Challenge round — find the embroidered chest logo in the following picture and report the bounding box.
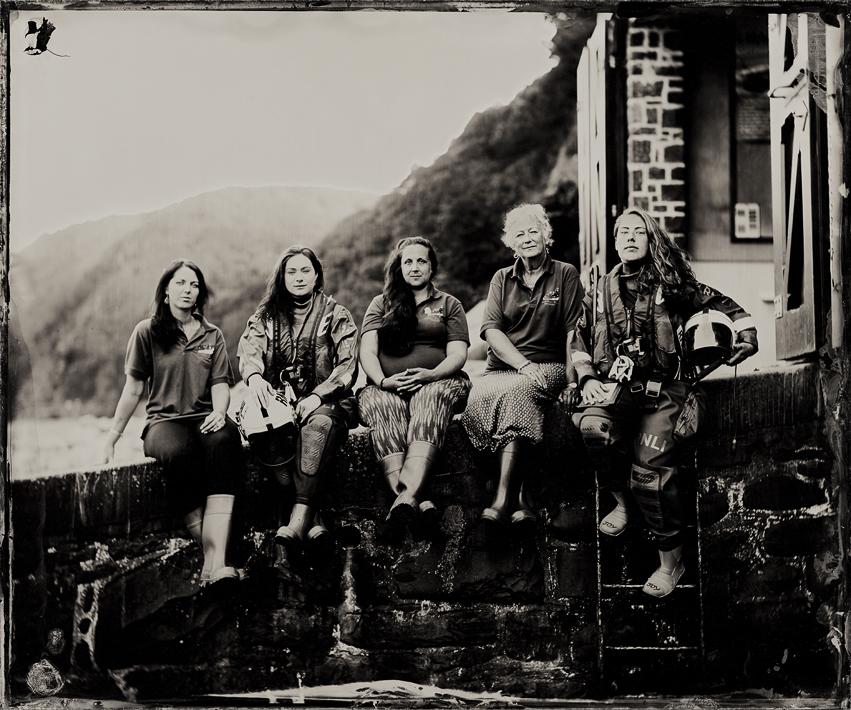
[424,306,444,320]
[542,288,560,305]
[196,344,214,357]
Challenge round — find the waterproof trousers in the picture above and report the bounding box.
[572,378,693,551]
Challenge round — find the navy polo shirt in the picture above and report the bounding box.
[361,284,469,378]
[125,316,234,435]
[481,256,584,371]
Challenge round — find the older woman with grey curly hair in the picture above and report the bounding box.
[462,203,584,529]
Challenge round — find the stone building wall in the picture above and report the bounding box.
[10,364,841,703]
[626,22,686,240]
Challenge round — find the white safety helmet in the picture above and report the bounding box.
[683,309,735,367]
[236,382,298,467]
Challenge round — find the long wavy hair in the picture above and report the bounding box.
[256,245,325,323]
[150,259,210,349]
[614,207,698,295]
[378,236,438,357]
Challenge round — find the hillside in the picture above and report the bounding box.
[11,186,378,416]
[11,14,596,418]
[321,14,595,323]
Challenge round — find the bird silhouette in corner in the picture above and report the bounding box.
[24,18,61,56]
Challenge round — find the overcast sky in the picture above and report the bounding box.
[9,10,558,252]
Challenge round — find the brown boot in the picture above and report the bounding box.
[388,442,439,526]
[201,495,239,584]
[481,439,521,527]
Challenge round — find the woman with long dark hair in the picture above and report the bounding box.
[103,259,245,586]
[238,245,358,553]
[570,207,758,597]
[358,237,471,535]
[461,203,584,530]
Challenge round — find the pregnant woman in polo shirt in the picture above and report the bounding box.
[462,203,584,530]
[358,237,472,538]
[103,259,245,586]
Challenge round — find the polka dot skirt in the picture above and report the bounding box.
[461,363,567,452]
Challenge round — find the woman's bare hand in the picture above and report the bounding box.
[520,362,547,390]
[248,374,275,409]
[200,410,227,435]
[581,379,609,405]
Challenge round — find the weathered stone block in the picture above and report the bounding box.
[601,586,701,647]
[632,80,664,98]
[555,544,595,598]
[629,103,643,124]
[631,140,652,163]
[547,499,595,543]
[806,548,841,593]
[342,606,498,650]
[698,490,730,528]
[742,476,826,511]
[797,457,834,479]
[667,90,684,105]
[665,215,685,233]
[427,645,496,674]
[649,167,665,180]
[394,526,545,603]
[648,31,660,47]
[603,648,699,695]
[635,197,650,211]
[738,560,802,598]
[656,66,682,77]
[647,107,658,123]
[632,170,643,191]
[630,30,645,47]
[661,183,685,201]
[631,52,658,61]
[43,475,78,538]
[663,144,683,162]
[662,108,682,127]
[503,607,574,661]
[764,516,834,557]
[671,166,685,180]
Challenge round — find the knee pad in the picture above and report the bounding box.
[577,415,621,449]
[298,415,334,478]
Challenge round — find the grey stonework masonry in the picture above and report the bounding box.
[11,363,841,702]
[626,23,687,240]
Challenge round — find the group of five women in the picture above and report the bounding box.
[103,204,757,599]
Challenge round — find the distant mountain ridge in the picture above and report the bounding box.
[11,185,378,416]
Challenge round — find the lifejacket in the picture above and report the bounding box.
[589,265,683,380]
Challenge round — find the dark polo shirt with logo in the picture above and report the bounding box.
[125,316,234,435]
[481,256,584,371]
[361,284,470,379]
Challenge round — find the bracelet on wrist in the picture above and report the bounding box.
[380,377,387,390]
[518,361,532,372]
[109,428,124,438]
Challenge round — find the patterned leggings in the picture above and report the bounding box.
[357,374,472,459]
[461,364,567,452]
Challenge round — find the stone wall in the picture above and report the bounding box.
[626,22,686,240]
[11,364,841,703]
